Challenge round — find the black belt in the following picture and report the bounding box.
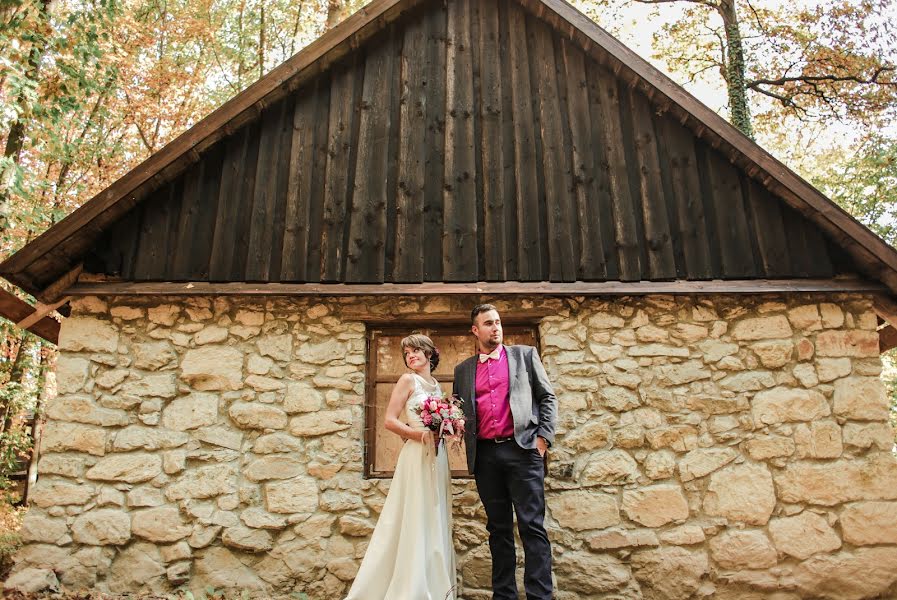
[480,436,514,443]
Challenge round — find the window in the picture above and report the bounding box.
[364,324,539,478]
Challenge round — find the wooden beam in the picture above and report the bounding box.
[0,287,59,344]
[879,325,897,354]
[16,296,70,331]
[872,293,897,324]
[64,278,887,297]
[36,263,82,303]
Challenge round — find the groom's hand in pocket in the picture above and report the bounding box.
[536,436,548,458]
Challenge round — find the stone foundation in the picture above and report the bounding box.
[15,293,897,599]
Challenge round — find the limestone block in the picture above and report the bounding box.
[587,312,624,329]
[56,356,90,394]
[95,368,129,390]
[229,401,288,430]
[833,377,889,421]
[4,567,60,593]
[548,490,620,530]
[842,422,895,450]
[71,509,131,545]
[686,395,748,414]
[165,464,238,501]
[289,409,353,436]
[628,344,689,357]
[241,507,288,530]
[731,316,792,341]
[180,346,244,391]
[645,425,698,452]
[338,515,375,537]
[751,341,793,368]
[20,514,69,545]
[697,339,739,362]
[192,425,242,450]
[253,432,303,454]
[787,305,822,331]
[195,326,228,346]
[259,334,294,362]
[751,387,830,425]
[815,330,879,357]
[768,511,841,559]
[162,392,219,431]
[840,501,897,545]
[672,323,709,343]
[133,341,178,371]
[576,449,640,486]
[744,435,795,460]
[644,450,676,479]
[106,542,166,594]
[127,487,164,508]
[160,541,192,563]
[112,426,188,452]
[585,528,658,550]
[59,316,119,353]
[709,529,777,569]
[658,525,705,546]
[563,422,610,451]
[148,304,180,326]
[775,455,897,505]
[86,453,162,483]
[791,547,897,600]
[704,463,776,525]
[121,372,178,399]
[30,479,96,509]
[622,485,689,527]
[816,357,852,382]
[656,361,711,385]
[678,447,738,482]
[631,547,709,600]
[131,507,193,542]
[553,551,630,594]
[794,421,842,459]
[244,456,304,482]
[265,476,319,513]
[283,382,324,414]
[37,453,87,478]
[719,369,776,393]
[235,309,264,326]
[41,421,106,456]
[222,526,273,552]
[820,303,844,328]
[46,395,129,427]
[599,386,640,411]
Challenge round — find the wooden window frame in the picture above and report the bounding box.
[363,320,541,479]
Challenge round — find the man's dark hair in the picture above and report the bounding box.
[471,303,498,325]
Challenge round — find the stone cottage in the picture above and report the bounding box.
[3,0,897,598]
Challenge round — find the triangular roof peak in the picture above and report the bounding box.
[2,0,896,299]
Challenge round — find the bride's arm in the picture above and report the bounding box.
[384,374,429,443]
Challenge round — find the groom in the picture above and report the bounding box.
[453,304,557,600]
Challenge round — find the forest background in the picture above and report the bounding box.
[0,0,894,535]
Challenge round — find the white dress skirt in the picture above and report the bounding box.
[344,374,457,600]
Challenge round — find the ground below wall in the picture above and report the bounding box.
[11,292,897,599]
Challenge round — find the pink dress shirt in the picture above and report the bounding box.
[475,345,515,439]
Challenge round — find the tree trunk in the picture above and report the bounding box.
[717,0,753,138]
[0,332,34,437]
[0,0,54,232]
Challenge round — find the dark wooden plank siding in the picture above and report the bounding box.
[86,0,852,287]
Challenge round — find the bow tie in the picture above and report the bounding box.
[479,347,501,363]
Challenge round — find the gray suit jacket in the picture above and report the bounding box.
[452,345,557,475]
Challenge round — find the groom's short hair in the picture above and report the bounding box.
[471,304,498,325]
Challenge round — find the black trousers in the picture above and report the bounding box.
[474,440,553,600]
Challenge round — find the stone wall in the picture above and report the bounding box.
[13,293,897,599]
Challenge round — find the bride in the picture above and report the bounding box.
[344,333,457,600]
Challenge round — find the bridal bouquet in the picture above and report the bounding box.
[415,392,465,455]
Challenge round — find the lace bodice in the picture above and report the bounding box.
[406,373,442,431]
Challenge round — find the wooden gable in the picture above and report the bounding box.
[1,0,894,299]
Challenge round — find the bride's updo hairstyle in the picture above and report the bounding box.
[401,333,440,371]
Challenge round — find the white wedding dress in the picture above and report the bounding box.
[344,373,457,600]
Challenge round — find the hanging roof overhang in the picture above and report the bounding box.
[1,0,896,303]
